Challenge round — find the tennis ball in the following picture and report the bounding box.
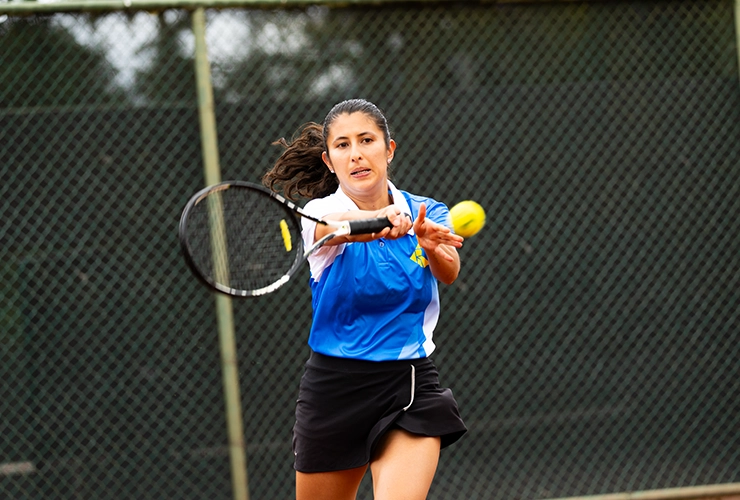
[450,200,486,238]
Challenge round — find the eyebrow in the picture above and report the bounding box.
[331,131,376,143]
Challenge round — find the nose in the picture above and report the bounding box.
[350,143,362,162]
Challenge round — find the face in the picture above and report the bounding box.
[322,112,396,203]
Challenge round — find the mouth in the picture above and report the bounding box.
[350,168,372,178]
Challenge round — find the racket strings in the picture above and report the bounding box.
[186,188,302,293]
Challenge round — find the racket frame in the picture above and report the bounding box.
[179,181,391,297]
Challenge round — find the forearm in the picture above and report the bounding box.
[426,245,460,285]
[314,210,401,245]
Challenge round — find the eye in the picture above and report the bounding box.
[361,137,373,144]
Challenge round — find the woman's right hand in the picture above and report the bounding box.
[316,206,411,244]
[375,206,412,240]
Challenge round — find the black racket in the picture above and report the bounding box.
[179,181,393,297]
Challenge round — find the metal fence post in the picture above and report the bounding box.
[192,7,250,500]
[736,0,740,83]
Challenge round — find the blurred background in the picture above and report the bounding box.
[1,0,739,498]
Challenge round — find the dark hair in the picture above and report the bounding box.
[263,99,392,200]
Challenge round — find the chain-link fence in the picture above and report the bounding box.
[1,0,739,498]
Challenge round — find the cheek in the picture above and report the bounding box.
[374,152,391,169]
[329,150,349,167]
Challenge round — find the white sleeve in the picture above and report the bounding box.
[301,198,346,282]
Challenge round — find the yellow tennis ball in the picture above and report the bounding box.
[450,200,486,238]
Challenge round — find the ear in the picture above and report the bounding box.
[387,139,397,164]
[322,151,335,173]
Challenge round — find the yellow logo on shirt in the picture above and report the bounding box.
[410,243,428,268]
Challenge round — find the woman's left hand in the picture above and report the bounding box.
[413,203,464,263]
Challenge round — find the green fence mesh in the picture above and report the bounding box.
[1,1,739,498]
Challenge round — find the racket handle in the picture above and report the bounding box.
[348,217,394,235]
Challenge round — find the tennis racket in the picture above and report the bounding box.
[179,181,393,297]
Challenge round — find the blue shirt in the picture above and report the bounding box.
[301,181,453,361]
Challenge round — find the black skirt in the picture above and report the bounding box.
[292,351,467,473]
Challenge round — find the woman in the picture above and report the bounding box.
[263,99,467,500]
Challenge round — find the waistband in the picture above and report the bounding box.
[306,351,433,374]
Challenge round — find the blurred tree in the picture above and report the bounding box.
[0,15,127,109]
[131,10,195,105]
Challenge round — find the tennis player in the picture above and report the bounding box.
[263,99,467,500]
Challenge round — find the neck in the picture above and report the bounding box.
[352,192,392,211]
[344,181,393,211]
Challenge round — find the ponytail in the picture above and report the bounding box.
[262,122,338,201]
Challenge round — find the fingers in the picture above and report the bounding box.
[418,202,427,219]
[380,207,411,238]
[417,218,464,247]
[435,245,456,262]
[413,203,427,234]
[414,202,463,259]
[372,227,392,239]
[429,230,464,249]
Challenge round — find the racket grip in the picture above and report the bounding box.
[347,217,394,235]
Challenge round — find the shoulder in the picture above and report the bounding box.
[402,191,440,207]
[400,191,452,229]
[303,192,345,219]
